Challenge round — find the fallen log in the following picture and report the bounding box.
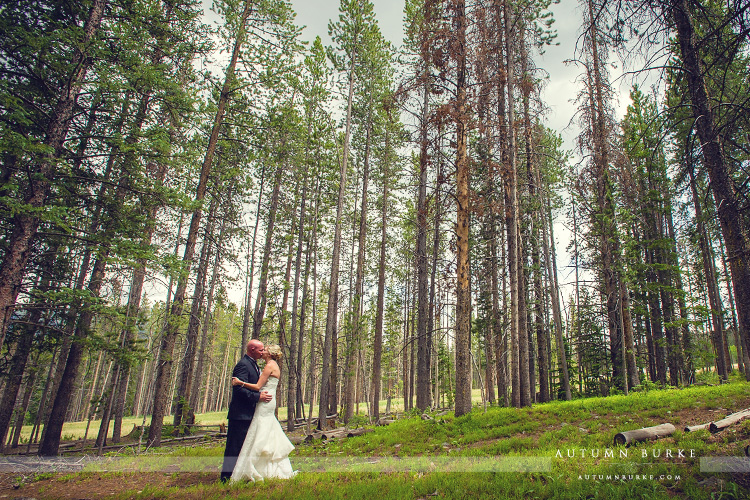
[614,423,676,447]
[160,433,211,444]
[684,423,711,433]
[293,418,318,429]
[377,418,396,426]
[709,409,750,434]
[346,428,373,438]
[58,433,221,454]
[303,432,325,443]
[320,428,348,440]
[301,426,374,442]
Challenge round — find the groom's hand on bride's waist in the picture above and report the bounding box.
[259,391,272,402]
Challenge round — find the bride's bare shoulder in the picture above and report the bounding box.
[269,359,281,375]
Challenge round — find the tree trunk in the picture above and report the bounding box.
[345,103,374,423]
[586,0,626,390]
[654,198,681,385]
[112,163,168,442]
[429,138,443,409]
[665,207,694,382]
[416,60,432,411]
[190,233,222,418]
[9,361,38,449]
[0,247,57,449]
[521,59,547,402]
[286,151,311,430]
[306,187,321,432]
[174,196,219,429]
[27,346,59,451]
[454,0,472,418]
[147,0,255,447]
[669,0,750,378]
[523,233,535,402]
[409,296,416,410]
[252,150,287,339]
[501,0,529,408]
[719,238,750,378]
[0,0,106,353]
[0,323,35,450]
[319,107,352,429]
[40,128,138,455]
[402,269,410,411]
[241,164,266,356]
[492,11,509,406]
[614,423,675,446]
[688,165,728,379]
[299,177,322,421]
[40,243,114,455]
[371,121,391,420]
[543,191,571,399]
[572,198,584,393]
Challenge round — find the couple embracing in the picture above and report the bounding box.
[220,339,296,483]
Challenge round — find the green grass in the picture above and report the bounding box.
[13,380,750,499]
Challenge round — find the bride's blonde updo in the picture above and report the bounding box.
[266,344,283,361]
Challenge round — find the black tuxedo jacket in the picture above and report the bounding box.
[226,354,261,421]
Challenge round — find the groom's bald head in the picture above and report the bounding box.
[246,339,264,359]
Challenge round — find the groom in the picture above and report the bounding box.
[220,339,272,483]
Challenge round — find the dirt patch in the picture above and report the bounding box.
[0,471,219,499]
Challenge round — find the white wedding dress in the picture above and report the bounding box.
[231,377,296,482]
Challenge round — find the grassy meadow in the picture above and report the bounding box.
[4,377,750,499]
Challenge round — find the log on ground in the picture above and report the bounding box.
[684,422,711,432]
[709,409,750,434]
[303,432,325,443]
[613,423,676,447]
[320,429,348,440]
[346,428,373,438]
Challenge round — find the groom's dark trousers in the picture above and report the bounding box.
[220,354,261,482]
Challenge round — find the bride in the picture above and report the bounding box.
[230,344,295,482]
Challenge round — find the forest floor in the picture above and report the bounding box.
[2,378,750,499]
